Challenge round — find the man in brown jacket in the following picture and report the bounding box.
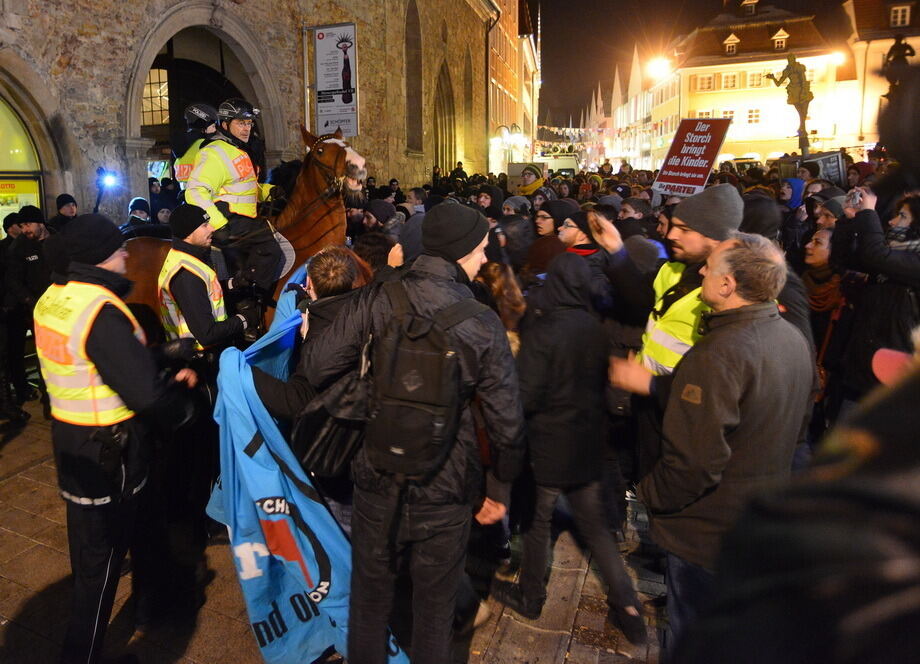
[637,233,814,658]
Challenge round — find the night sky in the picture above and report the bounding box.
[536,0,851,125]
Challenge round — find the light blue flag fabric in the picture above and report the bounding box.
[207,309,408,663]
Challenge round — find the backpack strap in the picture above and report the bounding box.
[382,279,413,318]
[434,298,490,330]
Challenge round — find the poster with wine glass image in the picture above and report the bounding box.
[312,23,359,137]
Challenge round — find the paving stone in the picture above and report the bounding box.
[0,504,57,538]
[581,566,608,599]
[0,543,70,592]
[549,531,588,572]
[9,478,63,520]
[0,530,35,565]
[566,640,601,664]
[31,521,69,555]
[0,429,53,482]
[483,614,570,663]
[20,462,58,488]
[506,567,582,633]
[0,576,32,618]
[0,477,37,505]
[0,619,61,663]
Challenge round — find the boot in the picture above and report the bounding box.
[0,372,29,425]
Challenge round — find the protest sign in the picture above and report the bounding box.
[652,119,731,197]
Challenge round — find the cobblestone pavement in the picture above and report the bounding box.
[0,400,665,663]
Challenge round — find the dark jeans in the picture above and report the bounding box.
[5,307,29,399]
[349,488,471,664]
[662,552,715,662]
[519,481,638,610]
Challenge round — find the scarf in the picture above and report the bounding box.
[802,265,843,312]
[519,177,545,197]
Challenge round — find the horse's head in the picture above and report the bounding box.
[300,126,366,208]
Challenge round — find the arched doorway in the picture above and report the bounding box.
[0,96,43,232]
[124,2,285,200]
[432,63,456,174]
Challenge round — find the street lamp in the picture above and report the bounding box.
[647,57,672,81]
[93,167,119,213]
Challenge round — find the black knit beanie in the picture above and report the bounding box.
[61,214,124,265]
[569,211,595,242]
[128,197,150,215]
[422,203,489,262]
[18,205,45,225]
[56,193,77,211]
[3,212,20,231]
[541,199,580,229]
[169,204,209,239]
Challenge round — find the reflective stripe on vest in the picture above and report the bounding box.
[34,282,146,426]
[157,248,227,350]
[175,138,205,184]
[637,261,709,376]
[186,140,259,220]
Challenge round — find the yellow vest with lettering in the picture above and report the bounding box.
[34,282,146,426]
[174,137,205,185]
[637,261,709,376]
[157,248,227,350]
[185,139,268,230]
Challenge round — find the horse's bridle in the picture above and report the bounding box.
[309,133,349,196]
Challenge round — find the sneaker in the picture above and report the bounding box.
[492,580,544,620]
[608,603,648,647]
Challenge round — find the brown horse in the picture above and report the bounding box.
[123,126,366,341]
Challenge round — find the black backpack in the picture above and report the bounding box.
[364,279,488,480]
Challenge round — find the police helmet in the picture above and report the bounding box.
[218,98,260,123]
[183,103,219,131]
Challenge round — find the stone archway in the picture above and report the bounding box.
[123,1,286,195]
[0,48,80,210]
[432,62,456,174]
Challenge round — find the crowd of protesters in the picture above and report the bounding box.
[2,134,919,664]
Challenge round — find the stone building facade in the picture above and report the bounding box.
[0,0,498,221]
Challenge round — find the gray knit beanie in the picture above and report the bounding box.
[672,183,743,241]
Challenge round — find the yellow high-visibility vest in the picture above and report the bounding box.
[34,282,146,426]
[185,139,269,230]
[174,137,205,185]
[157,248,227,350]
[637,261,710,376]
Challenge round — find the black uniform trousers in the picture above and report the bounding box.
[62,498,135,664]
[61,488,166,664]
[214,214,283,293]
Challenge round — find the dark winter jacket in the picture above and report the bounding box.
[832,209,920,395]
[253,287,362,421]
[638,302,815,570]
[5,234,52,310]
[306,253,525,507]
[516,254,608,487]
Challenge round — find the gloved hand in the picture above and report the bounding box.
[160,338,199,362]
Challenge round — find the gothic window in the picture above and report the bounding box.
[405,0,423,152]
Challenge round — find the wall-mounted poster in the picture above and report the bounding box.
[311,23,358,137]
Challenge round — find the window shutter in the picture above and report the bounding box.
[689,75,698,91]
[738,71,747,88]
[714,73,722,90]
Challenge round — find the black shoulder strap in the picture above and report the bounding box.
[434,298,489,330]
[383,280,412,318]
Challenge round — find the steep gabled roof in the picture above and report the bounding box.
[850,0,920,40]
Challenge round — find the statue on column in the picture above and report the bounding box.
[767,54,813,155]
[884,35,916,99]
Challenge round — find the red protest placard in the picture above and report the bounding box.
[652,119,731,197]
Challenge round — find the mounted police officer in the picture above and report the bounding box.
[33,214,199,664]
[185,98,283,333]
[174,103,219,188]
